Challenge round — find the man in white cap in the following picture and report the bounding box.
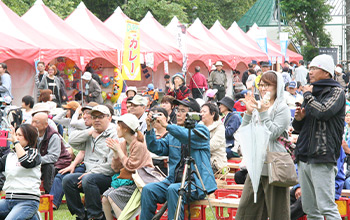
[208,61,227,101]
[82,72,103,104]
[293,54,345,220]
[127,95,148,133]
[64,105,118,220]
[334,66,348,89]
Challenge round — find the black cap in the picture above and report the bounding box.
[173,97,200,112]
[218,96,235,111]
[260,61,271,67]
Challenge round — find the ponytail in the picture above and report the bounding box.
[136,130,144,143]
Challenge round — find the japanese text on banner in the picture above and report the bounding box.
[122,20,141,81]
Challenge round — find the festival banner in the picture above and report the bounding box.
[122,20,141,81]
[280,32,289,58]
[255,29,268,55]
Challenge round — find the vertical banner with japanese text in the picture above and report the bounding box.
[122,20,141,81]
[280,32,288,60]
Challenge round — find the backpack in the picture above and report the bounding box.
[7,108,23,128]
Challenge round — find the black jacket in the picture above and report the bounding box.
[293,79,345,164]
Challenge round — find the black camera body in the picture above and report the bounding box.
[184,112,201,129]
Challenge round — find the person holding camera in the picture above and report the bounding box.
[140,97,217,220]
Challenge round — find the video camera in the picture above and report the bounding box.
[184,112,201,129]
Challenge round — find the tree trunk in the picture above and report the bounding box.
[346,0,350,65]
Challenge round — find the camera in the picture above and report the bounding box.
[186,112,201,121]
[151,113,161,121]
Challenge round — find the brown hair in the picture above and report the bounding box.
[118,121,144,143]
[39,89,52,102]
[259,71,278,99]
[16,124,38,148]
[48,65,57,75]
[161,95,175,108]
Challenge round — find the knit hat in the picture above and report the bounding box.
[171,73,185,85]
[218,96,235,112]
[309,54,335,76]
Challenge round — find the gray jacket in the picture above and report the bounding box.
[85,79,103,104]
[68,123,118,176]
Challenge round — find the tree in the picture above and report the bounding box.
[3,0,79,19]
[280,0,332,60]
[83,0,124,21]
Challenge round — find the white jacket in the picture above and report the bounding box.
[207,120,227,170]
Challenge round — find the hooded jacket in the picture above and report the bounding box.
[206,120,228,170]
[68,123,118,176]
[293,79,345,164]
[242,71,290,153]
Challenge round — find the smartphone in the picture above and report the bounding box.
[295,102,302,108]
[0,130,8,147]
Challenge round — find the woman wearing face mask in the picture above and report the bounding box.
[235,71,291,220]
[200,102,227,173]
[0,124,41,220]
[38,65,64,107]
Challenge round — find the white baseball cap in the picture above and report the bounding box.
[82,72,92,81]
[118,113,139,132]
[91,105,111,116]
[128,95,148,106]
[309,54,335,77]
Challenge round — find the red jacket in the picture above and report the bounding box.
[189,72,208,90]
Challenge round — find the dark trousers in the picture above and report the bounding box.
[213,84,225,101]
[191,88,204,99]
[41,163,56,194]
[290,188,305,220]
[62,173,111,219]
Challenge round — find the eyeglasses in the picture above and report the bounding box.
[175,107,187,114]
[257,83,270,89]
[92,114,108,120]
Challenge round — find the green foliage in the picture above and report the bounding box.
[280,0,332,49]
[83,0,124,21]
[122,0,188,25]
[3,0,79,19]
[302,43,320,61]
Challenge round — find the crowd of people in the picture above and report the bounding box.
[0,54,348,220]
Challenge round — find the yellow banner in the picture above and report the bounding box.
[122,20,141,81]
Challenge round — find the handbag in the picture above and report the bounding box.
[132,166,166,192]
[266,148,298,187]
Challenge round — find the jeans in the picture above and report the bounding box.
[140,179,203,220]
[0,199,39,220]
[49,164,85,208]
[62,172,112,219]
[344,176,350,189]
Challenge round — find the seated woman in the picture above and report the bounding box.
[102,113,153,220]
[0,124,41,220]
[200,103,227,173]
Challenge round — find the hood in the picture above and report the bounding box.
[259,71,286,114]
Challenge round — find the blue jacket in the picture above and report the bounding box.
[146,124,217,197]
[294,147,345,200]
[223,112,241,147]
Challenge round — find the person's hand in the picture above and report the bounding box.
[7,126,17,143]
[62,96,66,100]
[89,94,92,97]
[146,112,155,128]
[156,113,168,128]
[76,106,82,115]
[342,140,350,154]
[242,92,256,115]
[295,187,302,199]
[294,106,306,121]
[77,172,90,188]
[58,164,75,175]
[302,84,313,93]
[170,82,174,91]
[106,138,120,152]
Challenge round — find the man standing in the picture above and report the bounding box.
[32,112,71,193]
[35,61,47,99]
[294,60,308,86]
[82,72,103,104]
[293,54,345,220]
[0,63,12,98]
[127,95,148,134]
[64,105,118,220]
[140,97,217,220]
[242,63,254,87]
[189,66,208,99]
[208,61,226,101]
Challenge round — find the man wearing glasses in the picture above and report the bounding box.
[141,97,217,220]
[64,105,118,220]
